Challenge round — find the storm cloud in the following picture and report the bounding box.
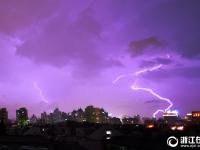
[128,37,165,57]
[0,0,200,118]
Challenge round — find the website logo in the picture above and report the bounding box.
[167,136,200,148]
[167,136,179,147]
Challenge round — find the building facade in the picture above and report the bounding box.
[0,108,8,125]
[16,107,28,125]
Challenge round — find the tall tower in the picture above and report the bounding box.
[41,112,48,124]
[16,107,28,125]
[0,108,8,124]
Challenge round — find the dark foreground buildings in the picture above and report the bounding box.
[0,107,200,150]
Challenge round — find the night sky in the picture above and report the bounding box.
[0,0,200,118]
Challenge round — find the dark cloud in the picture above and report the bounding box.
[140,57,173,68]
[155,57,172,64]
[140,0,200,59]
[173,66,200,79]
[15,6,123,76]
[15,6,102,62]
[128,37,164,57]
[145,99,161,104]
[71,57,124,78]
[143,66,200,80]
[139,60,156,68]
[0,0,59,34]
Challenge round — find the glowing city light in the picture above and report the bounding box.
[171,126,176,130]
[33,82,49,104]
[166,110,179,115]
[106,130,112,135]
[171,125,184,131]
[177,126,184,131]
[146,124,154,129]
[113,64,174,118]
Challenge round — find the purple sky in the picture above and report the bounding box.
[0,0,200,119]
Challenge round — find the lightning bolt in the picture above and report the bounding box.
[113,64,173,118]
[131,80,173,118]
[112,64,162,84]
[33,82,49,104]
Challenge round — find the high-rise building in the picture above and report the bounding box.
[185,113,192,122]
[70,108,85,122]
[30,114,38,124]
[85,105,95,123]
[84,106,109,123]
[98,108,109,123]
[16,107,28,125]
[41,112,48,124]
[163,110,180,125]
[109,117,122,125]
[61,112,69,121]
[52,108,62,123]
[0,108,8,125]
[122,115,141,124]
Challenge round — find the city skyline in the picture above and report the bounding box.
[0,0,200,118]
[0,105,195,122]
[0,105,190,123]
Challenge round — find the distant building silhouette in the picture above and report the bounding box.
[52,108,62,123]
[122,115,141,124]
[41,111,49,124]
[16,107,28,125]
[30,114,38,124]
[85,105,109,123]
[109,117,122,125]
[163,110,180,125]
[70,108,85,122]
[0,108,8,125]
[61,112,69,121]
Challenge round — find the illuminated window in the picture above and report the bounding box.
[106,130,112,135]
